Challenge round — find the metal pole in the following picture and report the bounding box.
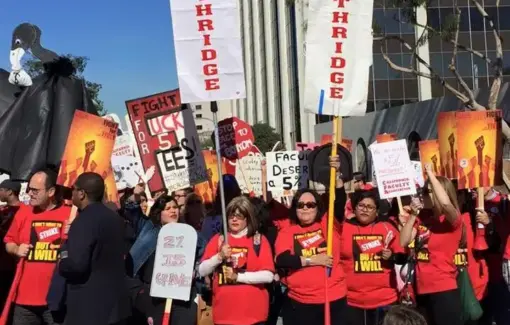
[211,101,229,244]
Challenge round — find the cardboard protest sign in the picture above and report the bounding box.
[437,112,458,179]
[126,90,208,192]
[104,113,135,157]
[376,133,398,143]
[410,161,425,188]
[296,143,320,151]
[150,223,197,301]
[266,151,309,194]
[194,150,227,204]
[320,135,353,151]
[236,146,263,196]
[217,117,254,160]
[419,140,443,178]
[169,0,246,103]
[370,139,416,199]
[456,110,503,189]
[57,111,118,198]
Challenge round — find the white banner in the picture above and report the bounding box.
[169,0,246,103]
[150,223,197,300]
[304,0,373,116]
[370,140,416,199]
[155,108,208,192]
[266,151,309,194]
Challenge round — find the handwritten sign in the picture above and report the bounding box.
[266,151,309,194]
[370,139,416,199]
[150,223,198,301]
[217,117,254,160]
[237,149,263,196]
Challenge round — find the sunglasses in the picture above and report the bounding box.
[297,201,317,209]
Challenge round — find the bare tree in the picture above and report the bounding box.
[376,0,508,138]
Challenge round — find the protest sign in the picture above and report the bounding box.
[370,139,416,199]
[150,223,197,301]
[437,112,458,179]
[126,90,207,192]
[237,146,263,196]
[376,133,398,143]
[194,150,227,204]
[169,0,246,103]
[418,140,443,178]
[456,110,503,189]
[266,151,309,194]
[410,161,425,187]
[304,0,373,116]
[296,143,320,151]
[217,117,254,160]
[104,113,135,157]
[104,167,120,206]
[57,111,117,191]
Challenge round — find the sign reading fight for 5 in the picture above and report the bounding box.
[266,151,309,194]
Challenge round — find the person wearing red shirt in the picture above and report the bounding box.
[400,166,462,325]
[3,169,71,325]
[476,188,510,325]
[274,156,347,325]
[341,190,406,325]
[199,196,274,325]
[345,172,374,219]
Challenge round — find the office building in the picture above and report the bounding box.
[190,101,235,141]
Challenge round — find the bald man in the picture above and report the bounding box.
[60,172,130,325]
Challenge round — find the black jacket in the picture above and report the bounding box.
[59,202,130,325]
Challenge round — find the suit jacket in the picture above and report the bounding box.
[59,202,130,325]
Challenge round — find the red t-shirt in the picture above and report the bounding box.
[414,210,462,295]
[201,233,274,325]
[504,234,510,260]
[4,205,71,306]
[454,213,488,300]
[484,194,510,283]
[274,215,346,304]
[340,219,402,308]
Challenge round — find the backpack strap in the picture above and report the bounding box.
[253,232,261,257]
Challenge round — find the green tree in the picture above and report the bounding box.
[23,54,107,116]
[252,122,282,153]
[200,137,214,149]
[375,0,508,138]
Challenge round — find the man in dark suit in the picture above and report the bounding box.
[59,172,130,325]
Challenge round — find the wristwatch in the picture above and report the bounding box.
[305,257,311,266]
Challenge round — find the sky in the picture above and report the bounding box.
[0,0,179,117]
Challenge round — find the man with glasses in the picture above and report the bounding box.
[4,168,71,325]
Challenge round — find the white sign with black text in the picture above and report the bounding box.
[266,151,309,194]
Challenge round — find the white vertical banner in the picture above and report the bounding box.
[304,0,374,116]
[169,0,246,103]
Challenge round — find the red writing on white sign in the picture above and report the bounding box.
[382,179,411,195]
[161,254,187,267]
[155,272,192,287]
[330,0,349,99]
[164,235,184,249]
[196,1,220,91]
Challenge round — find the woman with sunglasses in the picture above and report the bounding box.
[274,156,347,325]
[199,196,275,325]
[400,164,463,325]
[341,189,405,325]
[124,194,205,325]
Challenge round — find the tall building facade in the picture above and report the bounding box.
[233,0,509,149]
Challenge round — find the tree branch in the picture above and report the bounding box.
[448,3,477,106]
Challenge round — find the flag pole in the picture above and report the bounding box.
[211,101,229,244]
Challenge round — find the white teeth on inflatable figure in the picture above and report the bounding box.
[8,69,32,87]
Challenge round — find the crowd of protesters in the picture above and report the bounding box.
[0,155,509,325]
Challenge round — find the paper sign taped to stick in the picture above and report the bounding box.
[237,148,263,196]
[370,140,416,199]
[150,223,197,301]
[169,0,246,103]
[266,151,309,194]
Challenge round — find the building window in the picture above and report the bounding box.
[197,125,203,131]
[196,114,202,118]
[195,105,202,110]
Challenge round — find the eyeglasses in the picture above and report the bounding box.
[356,204,376,212]
[228,213,246,220]
[174,194,186,198]
[27,187,45,195]
[297,201,317,209]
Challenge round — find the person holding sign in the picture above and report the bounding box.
[125,195,205,325]
[399,165,463,325]
[199,196,275,325]
[340,190,406,325]
[274,156,347,325]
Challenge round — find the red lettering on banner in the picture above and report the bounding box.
[330,0,350,99]
[196,0,220,91]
